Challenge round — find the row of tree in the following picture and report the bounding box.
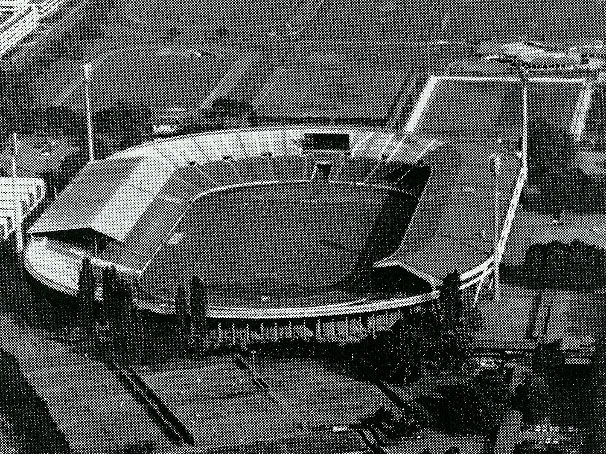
[512,340,565,426]
[355,271,475,383]
[521,240,606,290]
[77,258,209,365]
[364,368,510,440]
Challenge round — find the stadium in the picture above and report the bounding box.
[25,74,582,334]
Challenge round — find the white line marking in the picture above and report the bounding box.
[404,75,438,132]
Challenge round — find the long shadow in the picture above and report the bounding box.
[0,348,73,454]
[342,164,433,296]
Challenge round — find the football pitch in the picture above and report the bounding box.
[159,181,415,306]
[413,77,585,139]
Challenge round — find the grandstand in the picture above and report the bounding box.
[25,120,523,328]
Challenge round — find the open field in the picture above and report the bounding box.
[178,183,408,301]
[139,356,384,450]
[254,57,411,121]
[30,0,603,120]
[415,78,584,139]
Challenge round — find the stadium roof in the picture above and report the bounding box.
[28,155,175,241]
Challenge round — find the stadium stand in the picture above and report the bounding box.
[232,156,272,183]
[24,124,523,324]
[269,154,306,181]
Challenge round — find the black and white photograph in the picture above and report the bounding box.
[0,0,604,452]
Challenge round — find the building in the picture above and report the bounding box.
[0,176,45,239]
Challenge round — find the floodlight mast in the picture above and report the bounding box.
[516,62,529,170]
[491,60,528,306]
[11,133,23,254]
[492,152,501,306]
[83,63,94,163]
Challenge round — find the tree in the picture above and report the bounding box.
[527,119,575,184]
[436,271,470,369]
[175,284,191,350]
[438,271,463,330]
[113,278,140,365]
[532,340,565,379]
[102,265,118,323]
[44,106,84,137]
[93,101,152,153]
[77,256,96,331]
[524,244,547,287]
[462,370,510,438]
[190,276,208,342]
[513,374,551,425]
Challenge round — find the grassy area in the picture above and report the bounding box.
[416,79,583,139]
[0,314,171,453]
[142,181,416,306]
[138,355,389,450]
[254,57,410,121]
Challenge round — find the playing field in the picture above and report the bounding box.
[32,0,604,118]
[140,180,416,307]
[415,78,584,139]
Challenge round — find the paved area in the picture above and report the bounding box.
[0,314,171,453]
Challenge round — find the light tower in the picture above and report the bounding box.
[11,133,23,254]
[83,63,94,162]
[490,151,501,305]
[489,61,529,306]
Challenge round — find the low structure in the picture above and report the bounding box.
[0,176,45,239]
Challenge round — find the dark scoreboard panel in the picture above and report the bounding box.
[301,133,350,151]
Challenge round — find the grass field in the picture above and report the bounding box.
[31,0,603,120]
[416,79,584,139]
[254,57,411,120]
[139,356,384,450]
[142,181,415,306]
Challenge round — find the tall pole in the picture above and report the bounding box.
[521,69,528,170]
[493,153,501,306]
[11,133,23,254]
[83,63,94,162]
